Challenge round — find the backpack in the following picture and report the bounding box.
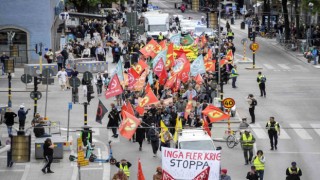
[114,47,119,53]
[260,76,266,83]
[251,99,257,106]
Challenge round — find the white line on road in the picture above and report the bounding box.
[263,64,275,70]
[278,128,291,139]
[293,65,308,71]
[290,123,312,140]
[92,128,100,136]
[310,124,320,137]
[21,163,30,180]
[250,123,269,139]
[278,64,290,70]
[264,151,320,155]
[97,148,102,166]
[80,167,103,170]
[0,169,25,172]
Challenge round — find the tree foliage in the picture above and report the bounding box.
[301,0,320,14]
[67,0,120,12]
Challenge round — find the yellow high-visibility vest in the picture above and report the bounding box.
[253,156,265,170]
[242,133,253,146]
[119,164,130,177]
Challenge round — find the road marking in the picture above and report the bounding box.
[264,151,320,155]
[290,123,312,139]
[97,148,102,166]
[250,123,269,139]
[278,128,291,139]
[278,64,290,70]
[21,164,30,180]
[310,124,320,137]
[0,169,25,172]
[263,64,275,70]
[81,167,103,170]
[293,65,308,72]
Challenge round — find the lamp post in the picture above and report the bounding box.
[307,2,314,48]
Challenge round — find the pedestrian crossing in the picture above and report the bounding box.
[249,122,320,140]
[261,63,309,72]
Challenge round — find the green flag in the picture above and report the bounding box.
[180,34,194,46]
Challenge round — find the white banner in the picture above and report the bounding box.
[162,147,221,180]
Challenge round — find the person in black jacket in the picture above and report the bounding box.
[148,123,159,157]
[4,108,17,136]
[42,138,54,174]
[60,47,69,68]
[135,125,145,151]
[18,105,30,130]
[246,166,259,180]
[107,103,120,138]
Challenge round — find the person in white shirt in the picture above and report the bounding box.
[82,46,91,58]
[94,72,105,96]
[56,68,68,91]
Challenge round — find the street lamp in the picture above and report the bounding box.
[307,2,314,47]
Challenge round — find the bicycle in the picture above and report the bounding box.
[226,130,240,148]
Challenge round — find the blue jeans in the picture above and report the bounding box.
[1,63,4,75]
[7,126,12,136]
[257,170,264,180]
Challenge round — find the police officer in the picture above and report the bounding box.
[227,29,234,41]
[240,130,256,165]
[266,117,280,150]
[158,32,164,41]
[286,162,302,180]
[257,72,266,97]
[230,65,238,88]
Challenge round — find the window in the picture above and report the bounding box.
[0,29,27,45]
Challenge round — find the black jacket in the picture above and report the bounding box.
[4,112,17,126]
[107,108,120,128]
[246,172,259,180]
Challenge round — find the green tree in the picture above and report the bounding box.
[67,0,120,12]
[282,0,290,40]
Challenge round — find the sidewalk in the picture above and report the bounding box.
[221,18,320,69]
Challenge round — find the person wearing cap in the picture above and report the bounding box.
[4,108,17,136]
[115,159,132,178]
[246,166,259,180]
[266,116,280,150]
[286,162,302,180]
[257,71,266,97]
[18,105,30,130]
[220,168,231,180]
[153,167,163,180]
[239,118,249,130]
[230,64,239,88]
[246,94,257,124]
[112,169,128,180]
[240,130,256,165]
[252,150,265,180]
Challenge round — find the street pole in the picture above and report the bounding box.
[44,72,49,121]
[84,102,88,126]
[33,76,38,117]
[217,1,223,108]
[67,102,71,141]
[8,73,12,108]
[252,30,256,68]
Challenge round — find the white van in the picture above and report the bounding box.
[177,129,221,151]
[143,11,169,40]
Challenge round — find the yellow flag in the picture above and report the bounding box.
[173,117,183,143]
[160,120,168,131]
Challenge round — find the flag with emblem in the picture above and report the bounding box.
[194,74,203,85]
[119,110,141,139]
[202,104,230,122]
[173,54,190,83]
[190,55,206,77]
[225,49,234,61]
[159,40,167,50]
[136,90,159,115]
[145,83,152,93]
[180,34,194,46]
[164,74,177,88]
[133,71,147,91]
[105,74,123,99]
[159,67,168,85]
[184,94,193,119]
[204,49,212,62]
[202,117,211,137]
[139,39,160,58]
[137,159,146,180]
[200,35,207,48]
[205,60,216,72]
[172,78,181,93]
[170,33,181,46]
[133,59,149,75]
[95,99,108,124]
[152,49,167,69]
[220,59,228,67]
[122,101,135,116]
[166,43,174,68]
[193,167,210,180]
[173,116,182,143]
[128,68,139,89]
[153,58,165,77]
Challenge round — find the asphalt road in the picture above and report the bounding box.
[0,1,319,180]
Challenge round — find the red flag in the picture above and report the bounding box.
[164,74,177,88]
[137,159,146,180]
[139,39,161,58]
[172,78,181,93]
[194,74,203,85]
[105,74,123,99]
[145,83,152,93]
[119,110,141,139]
[153,58,165,77]
[193,167,210,180]
[184,94,193,119]
[204,49,212,63]
[136,90,159,115]
[220,59,228,67]
[193,37,199,45]
[162,170,175,180]
[174,54,190,83]
[202,117,211,137]
[166,43,174,69]
[200,35,207,48]
[128,68,139,89]
[134,60,149,75]
[202,104,230,122]
[159,40,167,50]
[205,60,216,72]
[159,67,168,85]
[122,101,135,116]
[225,49,233,61]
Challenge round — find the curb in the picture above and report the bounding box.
[212,138,227,142]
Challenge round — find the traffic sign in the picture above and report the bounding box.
[241,38,248,45]
[70,77,81,88]
[222,98,235,109]
[21,74,32,84]
[42,68,54,78]
[83,71,93,83]
[59,12,69,21]
[250,42,260,51]
[30,91,42,100]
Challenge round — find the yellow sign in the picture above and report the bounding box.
[250,43,259,51]
[222,98,235,109]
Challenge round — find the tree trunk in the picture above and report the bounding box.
[295,0,300,38]
[262,0,268,25]
[282,0,290,40]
